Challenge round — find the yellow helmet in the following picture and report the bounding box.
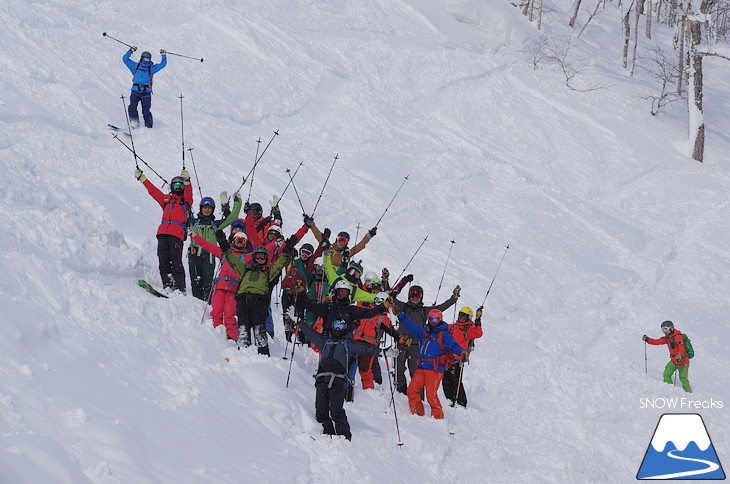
[459,306,473,316]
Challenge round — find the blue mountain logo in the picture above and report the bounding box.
[637,413,726,480]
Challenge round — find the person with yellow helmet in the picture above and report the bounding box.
[442,306,484,407]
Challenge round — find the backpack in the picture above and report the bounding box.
[426,330,456,371]
[683,334,694,359]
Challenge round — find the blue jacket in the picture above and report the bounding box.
[122,50,167,94]
[397,313,463,372]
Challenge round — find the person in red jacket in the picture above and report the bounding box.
[192,230,251,341]
[135,168,193,293]
[643,321,692,392]
[442,306,483,407]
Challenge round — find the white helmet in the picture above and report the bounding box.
[267,225,283,237]
[374,292,389,304]
[363,271,378,285]
[333,279,351,292]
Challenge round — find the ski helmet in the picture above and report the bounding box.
[252,245,269,259]
[367,277,383,291]
[200,197,215,209]
[267,225,283,238]
[427,309,443,326]
[459,306,473,316]
[231,219,246,232]
[299,243,314,257]
[408,285,424,299]
[333,279,351,292]
[140,51,152,61]
[661,320,674,333]
[374,292,389,305]
[170,176,185,194]
[363,271,378,285]
[313,257,324,272]
[250,202,263,216]
[336,231,350,244]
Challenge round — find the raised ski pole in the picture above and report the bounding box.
[278,162,303,201]
[433,240,456,305]
[480,244,511,308]
[179,94,186,170]
[112,134,167,184]
[247,137,262,203]
[373,175,409,228]
[165,51,204,62]
[390,235,429,293]
[383,348,404,447]
[187,148,203,198]
[120,94,140,169]
[644,341,648,374]
[237,130,279,191]
[288,170,307,215]
[102,32,133,48]
[310,153,339,218]
[354,223,361,242]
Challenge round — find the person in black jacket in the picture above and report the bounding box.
[299,319,380,440]
[391,278,460,394]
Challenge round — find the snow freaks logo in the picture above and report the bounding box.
[636,413,726,480]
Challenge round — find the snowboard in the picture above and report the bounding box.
[138,279,168,298]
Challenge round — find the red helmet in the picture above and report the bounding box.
[427,309,443,325]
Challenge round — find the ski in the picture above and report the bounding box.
[138,279,168,298]
[108,124,132,136]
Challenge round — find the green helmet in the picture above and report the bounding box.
[660,320,674,328]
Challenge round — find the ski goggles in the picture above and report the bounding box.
[200,198,215,207]
[336,236,349,245]
[428,316,441,324]
[171,182,184,191]
[254,253,268,261]
[368,283,383,291]
[299,248,313,258]
[662,326,673,334]
[408,290,423,298]
[314,264,324,272]
[141,57,151,63]
[346,268,361,278]
[332,319,347,331]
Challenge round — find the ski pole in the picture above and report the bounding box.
[187,148,203,199]
[433,240,456,305]
[199,261,223,325]
[390,235,429,293]
[354,223,361,243]
[120,94,141,169]
[644,341,648,374]
[247,137,262,203]
[373,175,409,228]
[278,162,303,201]
[383,349,404,447]
[165,51,204,62]
[237,130,279,191]
[480,244,510,308]
[285,318,300,388]
[179,94,186,170]
[310,154,339,218]
[450,362,466,408]
[112,134,167,184]
[102,32,132,48]
[288,170,307,215]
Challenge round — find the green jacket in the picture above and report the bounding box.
[323,251,375,303]
[225,248,290,296]
[191,196,242,246]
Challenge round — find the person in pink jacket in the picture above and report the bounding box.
[192,230,252,341]
[135,168,193,293]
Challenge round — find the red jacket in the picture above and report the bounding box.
[448,320,483,361]
[143,179,193,241]
[192,234,249,293]
[353,302,399,346]
[647,329,689,367]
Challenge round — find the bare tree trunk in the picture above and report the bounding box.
[537,0,544,30]
[631,0,645,76]
[676,17,685,96]
[569,0,583,27]
[688,18,704,162]
[578,0,603,37]
[623,6,632,69]
[529,0,535,22]
[646,0,653,38]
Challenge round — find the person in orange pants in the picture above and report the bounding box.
[385,301,465,419]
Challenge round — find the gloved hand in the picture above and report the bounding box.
[461,351,469,362]
[322,228,331,246]
[283,235,298,253]
[368,226,377,237]
[160,49,166,55]
[294,280,305,292]
[181,169,191,183]
[215,230,230,252]
[232,190,241,201]
[244,201,251,212]
[220,191,229,205]
[403,274,414,284]
[385,347,399,358]
[388,297,401,316]
[270,194,280,208]
[134,169,146,182]
[303,214,314,227]
[452,285,461,298]
[476,306,483,320]
[675,354,683,362]
[642,335,649,342]
[382,267,389,280]
[131,46,138,52]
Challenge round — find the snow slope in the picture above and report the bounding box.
[1,0,729,482]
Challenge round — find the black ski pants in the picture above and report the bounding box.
[315,378,351,440]
[236,293,271,354]
[157,234,186,292]
[442,363,467,407]
[188,248,216,301]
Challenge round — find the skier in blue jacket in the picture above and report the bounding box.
[122,47,168,128]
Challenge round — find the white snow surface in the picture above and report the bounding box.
[1,1,729,483]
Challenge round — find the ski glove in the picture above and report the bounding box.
[283,235,298,253]
[160,49,166,55]
[270,195,280,208]
[134,169,147,182]
[303,214,314,227]
[215,230,230,252]
[295,280,305,292]
[402,274,414,284]
[475,307,483,320]
[130,46,138,52]
[452,285,461,298]
[181,169,191,183]
[321,228,331,246]
[461,351,469,362]
[220,191,229,205]
[368,226,377,237]
[244,201,251,212]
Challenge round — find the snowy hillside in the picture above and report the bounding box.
[1,0,729,482]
